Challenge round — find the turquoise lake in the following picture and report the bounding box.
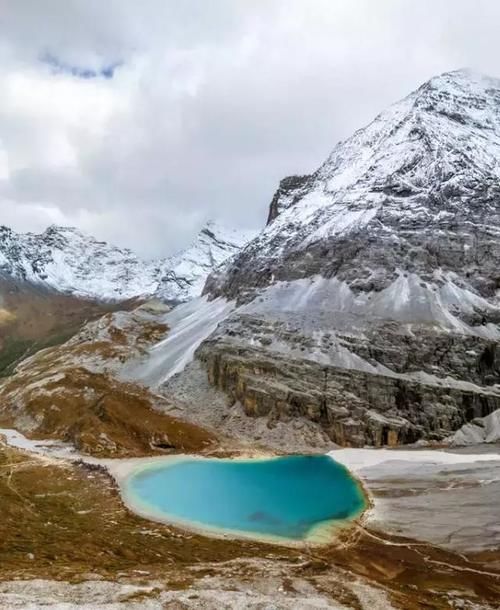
[125,455,366,542]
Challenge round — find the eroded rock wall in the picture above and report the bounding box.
[197,339,500,447]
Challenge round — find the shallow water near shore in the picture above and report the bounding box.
[123,454,366,542]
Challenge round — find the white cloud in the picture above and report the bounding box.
[1,1,500,256]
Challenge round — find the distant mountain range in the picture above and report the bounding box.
[0,221,256,302]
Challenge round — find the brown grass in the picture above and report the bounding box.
[0,368,216,457]
[0,278,138,375]
[0,442,498,609]
[0,443,275,582]
[0,296,187,457]
[0,308,15,326]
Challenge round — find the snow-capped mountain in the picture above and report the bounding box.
[215,68,500,302]
[157,223,256,302]
[193,69,500,447]
[0,221,255,302]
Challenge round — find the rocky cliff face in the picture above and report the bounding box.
[198,69,500,446]
[0,221,255,303]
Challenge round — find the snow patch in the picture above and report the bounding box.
[122,296,235,387]
[245,273,500,337]
[329,447,500,473]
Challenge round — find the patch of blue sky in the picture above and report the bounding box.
[41,52,122,80]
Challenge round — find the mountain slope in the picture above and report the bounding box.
[192,69,500,447]
[0,277,127,376]
[0,221,255,303]
[0,301,217,456]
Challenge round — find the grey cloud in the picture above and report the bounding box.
[1,1,500,256]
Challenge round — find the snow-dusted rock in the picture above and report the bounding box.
[448,409,500,445]
[0,221,255,303]
[156,223,256,302]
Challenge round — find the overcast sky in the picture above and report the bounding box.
[1,0,499,256]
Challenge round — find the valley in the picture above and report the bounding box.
[0,69,500,609]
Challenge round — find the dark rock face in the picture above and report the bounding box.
[197,339,500,447]
[207,70,500,304]
[216,206,500,304]
[195,308,500,447]
[198,70,500,446]
[266,175,316,225]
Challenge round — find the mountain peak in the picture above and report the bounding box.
[200,69,500,450]
[263,68,500,231]
[210,69,500,303]
[422,67,500,89]
[409,67,500,120]
[44,224,79,233]
[199,220,257,248]
[40,224,89,240]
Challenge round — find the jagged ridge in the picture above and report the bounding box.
[0,221,255,302]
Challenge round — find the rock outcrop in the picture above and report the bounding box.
[448,408,500,445]
[196,313,500,447]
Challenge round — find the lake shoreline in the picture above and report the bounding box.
[114,453,369,547]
